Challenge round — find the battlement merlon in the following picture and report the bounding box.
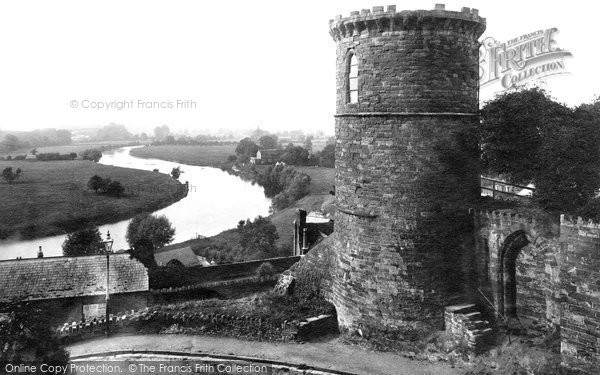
[560,214,600,229]
[329,4,486,42]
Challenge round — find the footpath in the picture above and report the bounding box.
[67,334,462,375]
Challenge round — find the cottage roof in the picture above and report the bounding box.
[0,253,148,302]
[154,246,201,267]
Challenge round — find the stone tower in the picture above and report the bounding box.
[328,5,486,332]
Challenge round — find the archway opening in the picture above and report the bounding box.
[499,230,529,319]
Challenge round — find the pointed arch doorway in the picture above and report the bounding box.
[498,230,530,319]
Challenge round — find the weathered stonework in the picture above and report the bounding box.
[288,5,599,370]
[557,215,600,370]
[473,210,600,370]
[329,5,485,332]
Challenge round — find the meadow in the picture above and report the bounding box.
[130,144,237,168]
[0,140,138,158]
[0,160,186,240]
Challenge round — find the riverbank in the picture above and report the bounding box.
[165,165,334,257]
[130,144,236,168]
[0,160,187,241]
[123,144,334,257]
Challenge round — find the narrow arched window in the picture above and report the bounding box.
[348,53,358,104]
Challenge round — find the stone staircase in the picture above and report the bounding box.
[445,304,495,353]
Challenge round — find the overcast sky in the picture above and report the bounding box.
[0,0,597,135]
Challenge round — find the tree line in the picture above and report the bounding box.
[233,135,334,167]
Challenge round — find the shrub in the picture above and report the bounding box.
[36,152,73,161]
[255,262,276,278]
[14,155,26,160]
[80,148,103,162]
[106,180,125,197]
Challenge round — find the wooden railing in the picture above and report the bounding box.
[480,176,534,199]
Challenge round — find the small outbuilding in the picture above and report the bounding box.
[0,253,149,325]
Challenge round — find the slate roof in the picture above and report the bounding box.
[0,253,149,302]
[154,246,201,267]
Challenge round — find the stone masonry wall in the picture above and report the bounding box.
[558,215,600,370]
[472,209,560,326]
[329,5,485,332]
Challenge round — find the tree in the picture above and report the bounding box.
[171,166,183,180]
[106,180,125,197]
[235,137,259,162]
[237,216,279,258]
[317,144,335,168]
[126,213,175,268]
[534,101,600,212]
[30,148,37,155]
[2,167,22,184]
[62,226,104,256]
[303,135,313,152]
[95,123,133,141]
[281,145,310,165]
[480,87,570,184]
[69,152,77,160]
[2,134,20,152]
[482,87,600,214]
[87,175,104,193]
[258,135,278,150]
[154,125,170,141]
[81,148,103,162]
[0,301,70,364]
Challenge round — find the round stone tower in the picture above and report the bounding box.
[329,4,486,332]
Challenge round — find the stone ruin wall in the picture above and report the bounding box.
[474,210,600,368]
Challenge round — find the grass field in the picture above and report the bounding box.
[0,141,138,158]
[130,145,236,168]
[0,160,186,240]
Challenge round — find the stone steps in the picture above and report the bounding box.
[445,304,495,353]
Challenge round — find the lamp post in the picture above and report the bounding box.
[101,231,114,337]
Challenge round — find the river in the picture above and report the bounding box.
[0,147,271,260]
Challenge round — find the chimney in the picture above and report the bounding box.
[37,246,43,258]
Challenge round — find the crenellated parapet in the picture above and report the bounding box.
[329,4,486,42]
[470,208,538,228]
[560,214,600,229]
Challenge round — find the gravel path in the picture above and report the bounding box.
[67,334,462,375]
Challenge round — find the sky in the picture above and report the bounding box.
[0,0,598,135]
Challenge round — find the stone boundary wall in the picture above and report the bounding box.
[49,309,336,345]
[150,274,279,295]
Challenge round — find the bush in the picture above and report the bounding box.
[87,175,125,197]
[255,262,276,278]
[106,180,125,197]
[36,152,73,161]
[80,148,103,162]
[256,164,311,200]
[14,155,26,160]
